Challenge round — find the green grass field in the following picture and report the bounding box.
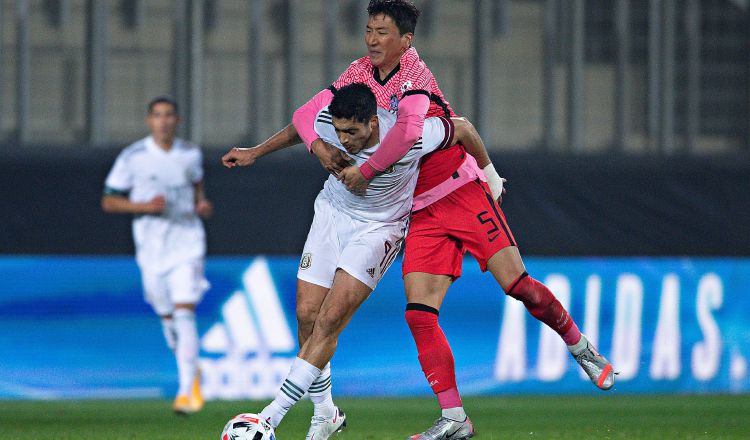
[0,395,747,439]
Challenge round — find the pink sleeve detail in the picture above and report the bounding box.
[292,88,335,151]
[361,93,430,180]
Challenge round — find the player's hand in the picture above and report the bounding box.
[311,139,351,176]
[142,195,166,214]
[496,186,507,206]
[195,198,213,219]
[338,165,368,195]
[222,147,261,168]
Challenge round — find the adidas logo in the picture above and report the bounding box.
[199,257,296,400]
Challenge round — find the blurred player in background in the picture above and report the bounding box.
[291,1,615,439]
[222,83,484,439]
[101,96,213,415]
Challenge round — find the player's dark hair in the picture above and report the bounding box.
[367,0,420,35]
[147,95,179,114]
[329,83,377,124]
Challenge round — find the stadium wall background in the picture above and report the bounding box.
[1,147,749,256]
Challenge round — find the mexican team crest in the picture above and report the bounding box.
[300,253,312,270]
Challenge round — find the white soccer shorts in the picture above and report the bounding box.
[297,195,406,290]
[141,259,209,316]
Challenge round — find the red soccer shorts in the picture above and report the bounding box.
[402,180,517,279]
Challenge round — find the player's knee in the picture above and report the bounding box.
[314,308,346,338]
[296,302,319,329]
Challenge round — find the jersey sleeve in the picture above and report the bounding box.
[104,151,133,196]
[415,116,454,157]
[189,148,204,184]
[292,88,336,151]
[313,106,342,147]
[359,93,430,180]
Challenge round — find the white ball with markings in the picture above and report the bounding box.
[221,413,276,440]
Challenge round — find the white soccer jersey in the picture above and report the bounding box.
[314,106,454,222]
[104,136,206,274]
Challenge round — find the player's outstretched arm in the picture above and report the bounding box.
[221,123,302,168]
[101,194,165,215]
[451,117,507,204]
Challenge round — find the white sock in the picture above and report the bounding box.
[160,317,176,351]
[442,407,467,422]
[309,362,335,417]
[260,357,321,428]
[173,308,199,397]
[567,333,589,355]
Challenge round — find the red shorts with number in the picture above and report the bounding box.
[402,180,517,279]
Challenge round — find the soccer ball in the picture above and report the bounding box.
[221,413,276,440]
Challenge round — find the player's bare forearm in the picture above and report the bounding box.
[451,117,491,169]
[222,124,302,168]
[452,117,506,202]
[258,123,302,155]
[193,182,213,219]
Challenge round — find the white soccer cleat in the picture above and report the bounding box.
[305,406,347,440]
[571,335,616,390]
[407,416,474,440]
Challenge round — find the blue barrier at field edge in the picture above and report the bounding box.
[1,256,748,399]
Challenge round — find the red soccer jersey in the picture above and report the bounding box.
[330,47,466,196]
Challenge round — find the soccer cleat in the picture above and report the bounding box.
[305,406,347,440]
[407,416,474,440]
[172,395,196,415]
[189,370,205,412]
[571,335,616,390]
[173,371,204,415]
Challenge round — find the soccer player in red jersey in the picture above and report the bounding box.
[229,1,615,439]
[293,2,617,439]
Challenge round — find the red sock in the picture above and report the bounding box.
[506,272,582,345]
[405,304,462,408]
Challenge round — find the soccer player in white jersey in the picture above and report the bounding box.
[222,83,484,439]
[102,96,213,414]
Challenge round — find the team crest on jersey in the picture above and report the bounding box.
[300,253,312,270]
[400,80,413,94]
[366,267,376,278]
[385,165,395,174]
[389,95,399,114]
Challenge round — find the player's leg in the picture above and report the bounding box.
[403,205,474,440]
[261,221,403,437]
[486,246,581,339]
[168,260,210,413]
[141,269,188,412]
[261,269,371,430]
[297,222,403,439]
[463,181,615,390]
[486,247,615,389]
[295,279,335,419]
[300,269,372,366]
[295,196,344,425]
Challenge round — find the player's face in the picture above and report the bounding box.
[365,14,412,72]
[332,116,378,154]
[146,102,179,143]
